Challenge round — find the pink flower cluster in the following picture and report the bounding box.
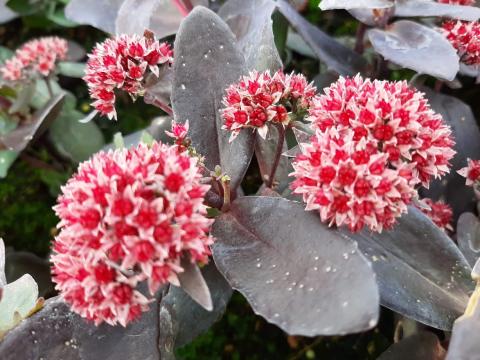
[458,158,480,186]
[84,34,173,120]
[291,75,455,233]
[221,71,316,141]
[0,37,67,82]
[166,120,189,150]
[438,0,475,5]
[442,20,480,66]
[51,142,213,326]
[417,198,453,231]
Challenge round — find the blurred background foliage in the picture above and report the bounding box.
[0,0,473,358]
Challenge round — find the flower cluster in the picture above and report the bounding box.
[458,158,480,186]
[84,34,173,120]
[0,37,67,82]
[417,198,453,231]
[438,0,475,5]
[221,71,316,141]
[51,142,213,326]
[442,20,480,66]
[291,75,455,233]
[166,120,190,150]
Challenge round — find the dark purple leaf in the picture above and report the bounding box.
[65,0,124,34]
[171,7,254,190]
[143,66,174,110]
[421,88,480,221]
[368,20,459,81]
[457,212,480,267]
[159,262,232,354]
[395,0,480,21]
[277,0,368,76]
[378,332,446,360]
[320,0,393,10]
[177,257,213,311]
[212,196,379,336]
[0,296,161,360]
[0,93,65,152]
[343,206,473,330]
[219,0,282,72]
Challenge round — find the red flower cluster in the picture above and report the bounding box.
[166,120,189,149]
[0,37,67,82]
[458,158,480,186]
[417,198,453,231]
[84,34,173,120]
[438,0,475,5]
[442,20,480,66]
[291,75,455,233]
[221,71,316,141]
[51,142,213,326]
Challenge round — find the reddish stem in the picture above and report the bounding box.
[266,125,286,188]
[171,0,190,16]
[152,98,174,116]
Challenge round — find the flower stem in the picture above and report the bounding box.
[172,0,190,16]
[152,98,173,116]
[354,23,366,54]
[266,125,286,189]
[44,77,54,99]
[221,176,231,212]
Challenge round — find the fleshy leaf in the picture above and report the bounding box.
[212,196,379,336]
[219,0,282,72]
[159,263,232,355]
[457,213,480,267]
[277,0,367,76]
[378,332,446,360]
[49,108,105,163]
[395,0,480,22]
[0,274,38,339]
[177,257,213,311]
[0,239,5,287]
[65,0,124,34]
[421,88,480,220]
[171,7,254,190]
[319,0,394,10]
[57,62,86,78]
[368,20,459,81]
[0,0,16,24]
[343,206,474,330]
[0,150,17,178]
[0,93,65,152]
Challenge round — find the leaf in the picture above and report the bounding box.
[319,0,394,10]
[65,0,125,34]
[0,296,162,359]
[159,262,232,353]
[30,78,64,110]
[277,0,367,76]
[66,41,86,62]
[0,93,65,152]
[286,29,317,58]
[0,274,38,338]
[395,0,480,22]
[219,0,282,72]
[212,196,379,336]
[420,88,480,220]
[115,0,182,39]
[343,206,474,330]
[457,213,480,268]
[0,46,13,63]
[177,257,213,311]
[57,62,86,78]
[9,83,35,114]
[49,108,105,163]
[0,114,17,136]
[0,0,16,23]
[171,7,254,190]
[377,332,446,360]
[368,20,459,81]
[143,66,174,109]
[0,239,5,287]
[0,150,17,178]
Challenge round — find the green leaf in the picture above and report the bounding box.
[0,114,17,136]
[113,132,124,149]
[6,0,41,15]
[9,83,35,114]
[0,150,18,178]
[57,61,86,78]
[46,9,77,27]
[0,274,39,339]
[140,131,154,146]
[49,108,105,163]
[0,46,13,63]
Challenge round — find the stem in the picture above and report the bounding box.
[221,178,231,212]
[152,98,173,116]
[44,77,54,99]
[266,125,286,189]
[171,0,190,16]
[354,23,367,54]
[434,79,444,93]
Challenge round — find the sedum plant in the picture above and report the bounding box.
[1,0,480,359]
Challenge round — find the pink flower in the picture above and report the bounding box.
[221,71,316,141]
[51,142,213,326]
[166,120,189,148]
[0,37,67,82]
[417,198,453,231]
[458,158,480,186]
[291,75,455,233]
[84,34,173,120]
[442,20,480,66]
